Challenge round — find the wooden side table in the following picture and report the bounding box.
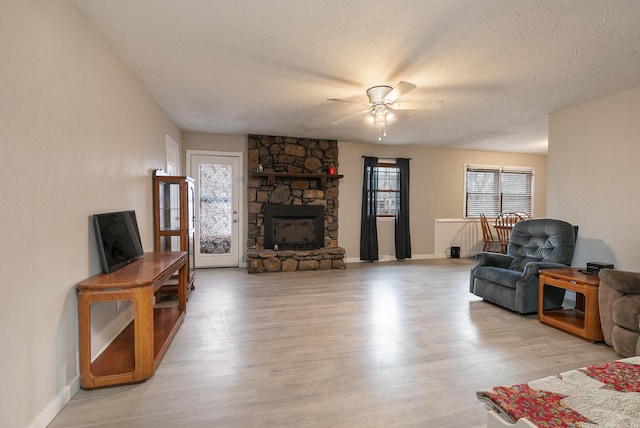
[538,268,603,342]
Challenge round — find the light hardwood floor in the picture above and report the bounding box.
[50,259,617,428]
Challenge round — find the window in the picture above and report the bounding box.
[465,165,533,217]
[376,162,398,217]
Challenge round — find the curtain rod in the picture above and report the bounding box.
[361,156,412,160]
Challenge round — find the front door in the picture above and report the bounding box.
[188,151,242,268]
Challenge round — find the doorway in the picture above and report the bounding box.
[187,150,243,268]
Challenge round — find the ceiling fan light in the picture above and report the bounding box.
[385,110,397,124]
[365,105,398,127]
[365,111,375,124]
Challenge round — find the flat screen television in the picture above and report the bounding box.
[93,210,144,274]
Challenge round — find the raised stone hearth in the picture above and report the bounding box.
[246,248,345,274]
[247,134,345,273]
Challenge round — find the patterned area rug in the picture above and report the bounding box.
[477,356,640,427]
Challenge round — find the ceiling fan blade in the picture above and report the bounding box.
[327,98,370,106]
[331,109,370,125]
[391,100,443,110]
[383,81,417,103]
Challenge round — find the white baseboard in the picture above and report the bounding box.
[28,376,80,428]
[345,253,441,264]
[433,252,477,259]
[409,254,440,260]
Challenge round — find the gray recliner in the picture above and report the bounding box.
[470,218,577,314]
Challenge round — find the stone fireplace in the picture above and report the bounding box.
[246,134,345,273]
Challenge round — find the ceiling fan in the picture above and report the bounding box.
[327,81,443,140]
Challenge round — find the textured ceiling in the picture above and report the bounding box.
[72,0,640,153]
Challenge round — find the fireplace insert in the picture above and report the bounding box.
[263,205,324,250]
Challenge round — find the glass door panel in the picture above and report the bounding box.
[199,163,232,255]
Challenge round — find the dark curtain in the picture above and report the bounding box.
[360,157,379,261]
[395,158,411,259]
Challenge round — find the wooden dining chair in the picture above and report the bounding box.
[494,212,526,253]
[479,213,501,252]
[511,211,532,220]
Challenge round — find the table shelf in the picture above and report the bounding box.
[540,308,586,336]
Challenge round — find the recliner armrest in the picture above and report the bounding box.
[474,251,513,269]
[599,269,640,294]
[518,262,569,286]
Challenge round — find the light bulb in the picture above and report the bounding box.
[366,112,375,124]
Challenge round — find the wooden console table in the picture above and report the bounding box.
[538,267,603,342]
[77,252,187,389]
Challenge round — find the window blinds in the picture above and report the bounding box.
[465,166,533,217]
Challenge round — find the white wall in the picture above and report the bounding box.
[338,142,548,260]
[181,131,247,169]
[0,1,181,426]
[548,86,640,271]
